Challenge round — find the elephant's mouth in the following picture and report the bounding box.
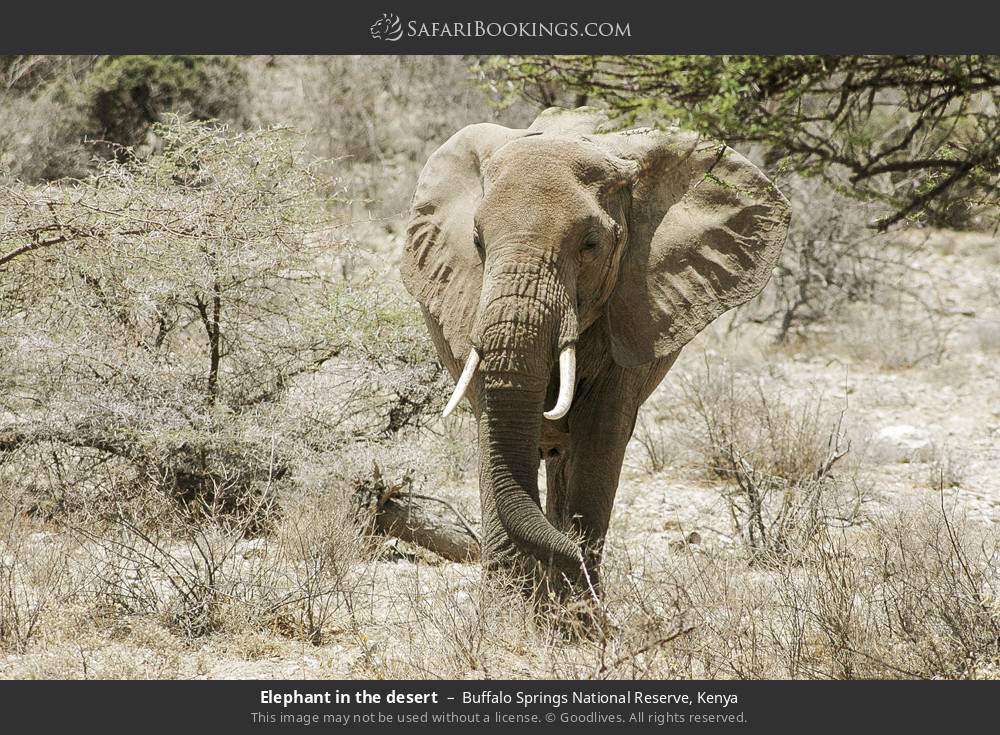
[442,343,577,421]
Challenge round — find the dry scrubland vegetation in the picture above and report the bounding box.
[1,56,1000,679]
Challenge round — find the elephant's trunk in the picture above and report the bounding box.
[474,256,582,576]
[478,380,581,575]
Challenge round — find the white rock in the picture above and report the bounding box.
[877,424,931,450]
[875,424,934,463]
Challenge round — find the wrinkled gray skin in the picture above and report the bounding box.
[402,108,790,593]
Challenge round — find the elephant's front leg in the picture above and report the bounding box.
[564,411,636,593]
[543,384,640,595]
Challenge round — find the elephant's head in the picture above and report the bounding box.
[402,108,790,576]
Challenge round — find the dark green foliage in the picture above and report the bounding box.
[81,55,248,151]
[0,55,248,181]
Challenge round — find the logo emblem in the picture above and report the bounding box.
[370,13,403,41]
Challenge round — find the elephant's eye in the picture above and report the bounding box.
[473,230,483,251]
[581,238,599,254]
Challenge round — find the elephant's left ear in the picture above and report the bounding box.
[402,123,531,364]
[602,128,791,368]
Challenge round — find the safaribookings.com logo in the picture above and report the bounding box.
[370,13,404,41]
[369,13,631,41]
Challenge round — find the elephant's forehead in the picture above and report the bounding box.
[486,136,617,186]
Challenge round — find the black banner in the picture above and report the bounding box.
[1,1,998,53]
[0,679,995,733]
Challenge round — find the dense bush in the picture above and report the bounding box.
[0,55,248,181]
[80,55,248,153]
[0,118,437,523]
[246,56,537,217]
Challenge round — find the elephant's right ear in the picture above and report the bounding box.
[402,123,528,363]
[603,128,791,368]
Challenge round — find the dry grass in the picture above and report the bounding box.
[632,413,673,476]
[832,304,952,370]
[926,445,967,490]
[361,500,1000,680]
[0,501,77,653]
[674,357,869,562]
[72,488,370,645]
[2,465,999,680]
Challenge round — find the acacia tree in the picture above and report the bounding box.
[479,55,1000,230]
[0,117,446,521]
[0,119,344,515]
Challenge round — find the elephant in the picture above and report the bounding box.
[401,107,790,595]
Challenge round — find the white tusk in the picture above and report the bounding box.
[543,346,576,420]
[442,350,480,418]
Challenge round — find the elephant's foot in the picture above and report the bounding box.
[481,521,608,635]
[532,578,613,641]
[481,539,544,596]
[482,551,591,601]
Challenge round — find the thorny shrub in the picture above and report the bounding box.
[0,118,441,524]
[678,357,867,562]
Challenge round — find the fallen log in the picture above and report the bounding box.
[374,493,480,562]
[353,464,480,563]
